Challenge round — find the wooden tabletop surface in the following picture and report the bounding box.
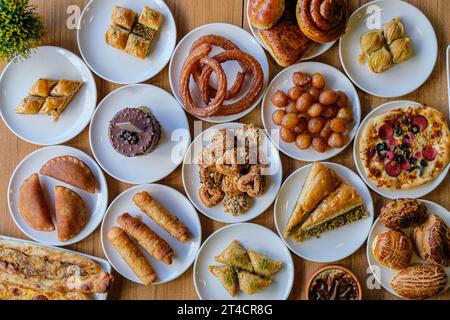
[0,0,449,300]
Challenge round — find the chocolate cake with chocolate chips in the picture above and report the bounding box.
[108,107,161,157]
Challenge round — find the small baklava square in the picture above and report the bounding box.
[111,6,137,30]
[124,34,151,59]
[16,96,45,114]
[138,6,163,31]
[132,23,157,41]
[105,24,130,50]
[50,80,83,98]
[28,79,58,97]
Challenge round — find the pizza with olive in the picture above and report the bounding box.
[359,105,450,189]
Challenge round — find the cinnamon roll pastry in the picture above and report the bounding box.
[296,0,348,43]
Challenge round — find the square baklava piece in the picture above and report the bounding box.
[124,34,151,59]
[111,6,137,30]
[105,25,130,50]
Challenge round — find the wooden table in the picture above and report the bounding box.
[1,0,449,300]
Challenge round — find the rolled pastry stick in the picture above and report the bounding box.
[133,191,190,243]
[117,213,174,265]
[107,227,157,285]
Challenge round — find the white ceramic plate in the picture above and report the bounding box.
[353,100,450,199]
[101,184,201,285]
[7,146,108,246]
[274,162,374,263]
[193,223,294,300]
[0,46,97,145]
[261,62,361,162]
[77,0,177,84]
[367,200,450,299]
[182,122,282,223]
[0,235,111,300]
[339,0,437,98]
[169,23,269,123]
[246,0,335,64]
[89,84,190,185]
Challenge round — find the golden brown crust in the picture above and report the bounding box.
[39,156,96,193]
[117,213,174,265]
[258,18,313,67]
[111,6,137,30]
[133,191,190,243]
[105,24,130,50]
[0,281,90,300]
[296,0,348,43]
[380,199,428,230]
[285,163,341,236]
[414,215,450,267]
[300,181,363,230]
[138,6,163,31]
[54,186,87,242]
[372,230,413,270]
[248,0,285,30]
[390,264,447,300]
[0,238,113,293]
[28,79,58,97]
[209,265,239,297]
[107,227,156,285]
[124,34,151,59]
[18,173,54,232]
[16,96,45,114]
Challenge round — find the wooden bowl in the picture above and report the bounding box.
[304,264,363,300]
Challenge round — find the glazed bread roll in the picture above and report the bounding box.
[372,230,413,270]
[296,0,348,43]
[107,227,157,285]
[133,191,190,243]
[390,264,447,300]
[117,213,174,265]
[414,215,450,267]
[248,0,285,30]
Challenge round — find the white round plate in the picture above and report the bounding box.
[182,122,282,223]
[101,184,201,285]
[261,62,361,162]
[339,0,437,98]
[89,84,190,185]
[367,200,450,299]
[353,100,450,199]
[194,223,294,300]
[169,23,269,123]
[77,0,176,84]
[246,1,335,64]
[274,162,374,263]
[8,146,108,246]
[0,46,97,145]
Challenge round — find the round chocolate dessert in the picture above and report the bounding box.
[109,107,161,157]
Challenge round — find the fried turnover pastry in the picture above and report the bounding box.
[390,264,447,300]
[108,227,157,285]
[18,173,54,232]
[209,265,239,297]
[54,186,87,242]
[40,156,96,193]
[117,213,174,265]
[372,230,413,270]
[215,240,253,272]
[414,215,450,267]
[237,270,272,295]
[248,250,283,277]
[285,162,341,237]
[133,191,190,243]
[0,238,113,293]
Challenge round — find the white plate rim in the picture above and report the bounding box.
[192,222,294,300]
[245,0,335,63]
[0,234,111,300]
[353,100,450,199]
[338,0,438,98]
[100,183,202,285]
[181,122,283,224]
[261,61,361,162]
[77,0,177,85]
[7,145,109,246]
[0,45,97,146]
[273,161,374,262]
[366,199,450,299]
[168,22,269,123]
[88,83,190,185]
